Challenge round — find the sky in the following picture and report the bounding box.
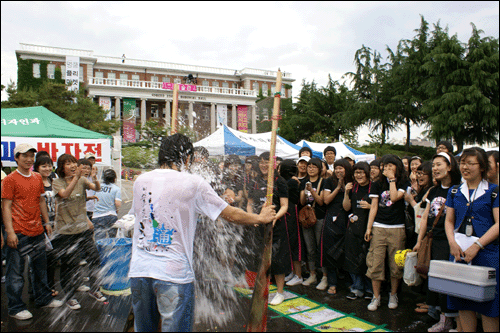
[1,1,499,145]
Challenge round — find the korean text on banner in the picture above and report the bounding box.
[216,104,228,128]
[99,97,112,121]
[65,56,80,93]
[123,98,136,143]
[237,106,248,133]
[1,137,111,167]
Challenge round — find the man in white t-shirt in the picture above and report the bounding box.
[129,134,276,332]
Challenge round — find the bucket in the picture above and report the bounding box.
[96,238,132,291]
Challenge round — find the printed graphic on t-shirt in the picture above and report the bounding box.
[137,188,177,253]
[379,190,393,207]
[430,196,447,218]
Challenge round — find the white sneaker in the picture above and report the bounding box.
[42,299,63,308]
[367,296,381,311]
[10,310,33,320]
[388,293,398,309]
[284,272,295,282]
[302,274,317,286]
[316,276,328,290]
[67,299,81,310]
[286,275,303,286]
[269,292,285,305]
[77,285,90,292]
[79,260,87,266]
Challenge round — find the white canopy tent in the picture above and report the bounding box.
[296,140,376,163]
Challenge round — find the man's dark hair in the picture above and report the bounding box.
[279,159,298,180]
[158,133,194,168]
[194,146,209,159]
[436,141,454,153]
[77,158,92,167]
[259,151,271,161]
[323,146,336,156]
[103,169,117,184]
[298,146,312,157]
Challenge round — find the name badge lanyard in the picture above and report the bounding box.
[463,187,479,237]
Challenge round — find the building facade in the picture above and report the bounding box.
[16,43,295,140]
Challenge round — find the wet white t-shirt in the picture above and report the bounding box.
[128,169,228,283]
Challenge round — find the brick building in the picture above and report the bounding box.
[15,43,295,140]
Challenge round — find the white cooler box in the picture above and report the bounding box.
[428,260,497,302]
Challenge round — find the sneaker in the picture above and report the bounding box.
[2,259,5,266]
[10,310,33,320]
[388,293,398,309]
[346,290,364,300]
[284,272,295,282]
[77,285,90,292]
[316,276,328,290]
[79,260,87,266]
[367,296,381,311]
[42,299,63,308]
[286,275,303,286]
[1,276,5,283]
[269,292,285,306]
[89,290,107,302]
[364,291,374,300]
[302,274,317,286]
[428,314,453,332]
[67,299,81,310]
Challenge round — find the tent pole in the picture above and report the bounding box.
[171,84,179,134]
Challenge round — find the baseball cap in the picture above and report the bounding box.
[296,156,311,164]
[85,152,96,159]
[14,143,37,155]
[344,153,356,161]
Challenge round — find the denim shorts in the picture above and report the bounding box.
[131,277,194,332]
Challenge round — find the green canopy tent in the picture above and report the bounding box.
[1,106,115,168]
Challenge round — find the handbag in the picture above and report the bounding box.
[403,251,422,286]
[298,178,322,228]
[416,201,446,278]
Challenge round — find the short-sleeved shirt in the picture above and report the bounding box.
[93,183,122,218]
[425,185,450,239]
[323,177,346,217]
[299,177,326,219]
[446,180,499,240]
[43,183,56,223]
[129,169,228,284]
[1,170,45,237]
[248,175,288,214]
[369,179,410,227]
[53,177,91,235]
[350,182,372,223]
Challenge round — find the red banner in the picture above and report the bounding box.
[237,105,248,133]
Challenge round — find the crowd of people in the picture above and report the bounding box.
[1,136,498,333]
[1,145,121,320]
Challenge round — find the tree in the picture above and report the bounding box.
[134,119,170,148]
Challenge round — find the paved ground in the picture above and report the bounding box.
[1,179,444,332]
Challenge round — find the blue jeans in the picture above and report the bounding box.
[131,277,194,332]
[350,273,373,294]
[6,233,52,315]
[93,215,118,241]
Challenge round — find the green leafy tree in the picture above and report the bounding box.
[135,119,171,148]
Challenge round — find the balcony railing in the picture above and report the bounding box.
[88,77,257,97]
[239,68,293,78]
[19,43,94,57]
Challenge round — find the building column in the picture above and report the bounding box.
[164,100,171,131]
[188,101,194,129]
[141,98,147,127]
[232,104,237,130]
[252,105,257,134]
[211,103,216,133]
[114,97,121,137]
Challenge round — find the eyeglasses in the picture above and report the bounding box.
[459,162,480,167]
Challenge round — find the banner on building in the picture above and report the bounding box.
[237,105,248,133]
[123,98,136,143]
[99,97,112,121]
[162,83,197,92]
[65,56,80,93]
[1,136,111,167]
[216,104,227,128]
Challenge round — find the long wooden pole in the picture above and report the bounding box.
[247,69,282,332]
[171,83,179,134]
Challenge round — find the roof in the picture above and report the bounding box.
[1,106,111,139]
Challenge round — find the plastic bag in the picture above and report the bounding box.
[403,252,422,286]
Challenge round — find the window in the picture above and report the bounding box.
[253,82,259,91]
[61,65,66,79]
[151,76,158,82]
[79,66,84,81]
[222,82,229,88]
[151,104,159,118]
[212,81,219,87]
[255,113,260,121]
[108,72,116,80]
[132,74,140,87]
[271,84,275,94]
[262,83,268,96]
[47,64,55,79]
[33,63,40,78]
[95,72,104,84]
[263,114,269,120]
[174,78,181,84]
[120,73,128,85]
[232,83,238,89]
[202,80,209,86]
[162,76,170,82]
[282,85,286,97]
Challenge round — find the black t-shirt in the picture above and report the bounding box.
[286,178,300,207]
[323,177,345,217]
[370,179,410,226]
[425,185,450,239]
[299,177,326,219]
[350,182,372,222]
[248,175,288,214]
[43,183,56,222]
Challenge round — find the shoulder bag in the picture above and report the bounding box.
[298,178,323,228]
